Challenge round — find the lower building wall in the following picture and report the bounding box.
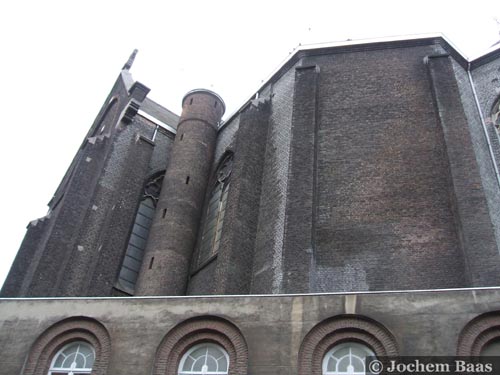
[1,288,500,375]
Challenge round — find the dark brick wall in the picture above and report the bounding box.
[0,216,51,296]
[467,58,500,252]
[251,69,297,294]
[212,100,270,294]
[136,91,224,296]
[427,55,500,286]
[300,46,467,292]
[187,116,240,295]
[282,66,319,293]
[83,118,158,296]
[1,74,177,297]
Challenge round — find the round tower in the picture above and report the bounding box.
[136,89,225,295]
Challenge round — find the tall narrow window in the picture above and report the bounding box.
[48,341,95,375]
[322,342,375,375]
[117,171,164,293]
[197,153,233,265]
[178,343,229,375]
[493,100,500,132]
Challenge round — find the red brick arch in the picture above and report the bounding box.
[298,315,398,375]
[153,316,248,375]
[457,311,500,356]
[22,316,111,375]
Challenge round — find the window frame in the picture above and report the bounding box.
[178,343,229,375]
[48,341,95,375]
[322,342,375,375]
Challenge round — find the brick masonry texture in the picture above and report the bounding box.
[306,46,469,292]
[282,66,319,293]
[251,67,296,294]
[136,91,224,296]
[5,37,500,300]
[467,59,500,253]
[186,115,240,294]
[427,55,500,286]
[213,100,270,294]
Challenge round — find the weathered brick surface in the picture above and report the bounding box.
[305,46,467,291]
[22,317,111,375]
[466,58,500,254]
[282,66,319,293]
[427,55,500,286]
[251,68,296,294]
[1,75,178,297]
[136,90,224,296]
[212,100,270,294]
[186,115,240,294]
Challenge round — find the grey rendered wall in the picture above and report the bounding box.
[1,288,500,375]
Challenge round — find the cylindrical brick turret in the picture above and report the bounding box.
[135,89,225,295]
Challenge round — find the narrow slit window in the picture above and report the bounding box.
[186,176,190,184]
[149,257,154,269]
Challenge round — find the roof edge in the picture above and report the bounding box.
[220,33,471,128]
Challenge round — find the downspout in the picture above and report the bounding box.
[467,62,500,188]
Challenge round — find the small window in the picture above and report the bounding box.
[322,342,375,375]
[178,343,229,375]
[48,341,95,375]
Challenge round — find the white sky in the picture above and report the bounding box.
[0,0,499,290]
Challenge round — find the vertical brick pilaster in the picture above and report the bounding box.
[213,100,270,294]
[282,65,320,293]
[427,55,500,286]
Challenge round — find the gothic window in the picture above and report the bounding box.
[493,100,500,132]
[322,342,375,375]
[117,171,164,293]
[48,341,95,375]
[178,343,229,375]
[197,153,233,265]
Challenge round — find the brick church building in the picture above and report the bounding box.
[2,34,500,374]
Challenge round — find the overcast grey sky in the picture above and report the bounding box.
[1,0,499,289]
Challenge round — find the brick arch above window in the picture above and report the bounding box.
[298,315,398,375]
[153,315,248,375]
[22,316,111,375]
[457,311,500,356]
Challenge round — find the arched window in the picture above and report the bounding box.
[117,171,165,293]
[322,342,375,375]
[480,338,500,356]
[197,153,233,265]
[178,343,229,375]
[48,341,95,375]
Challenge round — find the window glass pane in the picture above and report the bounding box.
[179,343,229,375]
[50,341,94,374]
[481,339,500,356]
[323,342,375,375]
